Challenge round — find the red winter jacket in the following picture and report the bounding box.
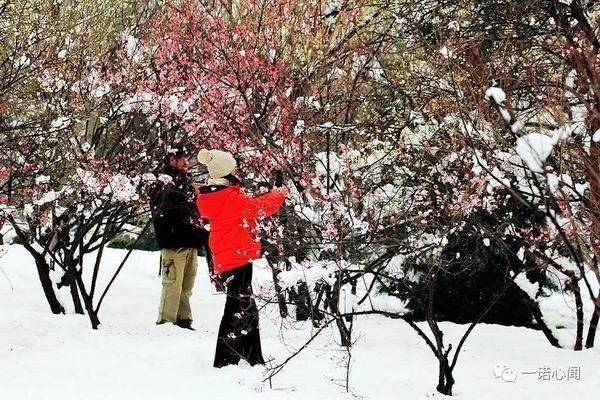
[196,184,285,274]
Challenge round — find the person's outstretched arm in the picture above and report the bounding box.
[241,187,287,219]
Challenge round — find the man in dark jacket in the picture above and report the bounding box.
[149,146,209,330]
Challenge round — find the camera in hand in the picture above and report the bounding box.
[274,170,283,188]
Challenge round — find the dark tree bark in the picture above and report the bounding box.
[74,270,100,329]
[57,268,84,315]
[437,352,455,396]
[571,277,585,350]
[425,270,456,396]
[33,255,65,315]
[585,294,600,348]
[294,283,312,321]
[513,284,562,348]
[7,216,65,314]
[327,275,352,347]
[270,261,288,318]
[67,262,84,315]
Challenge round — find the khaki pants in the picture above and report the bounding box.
[157,248,197,324]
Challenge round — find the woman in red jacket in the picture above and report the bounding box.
[196,148,288,368]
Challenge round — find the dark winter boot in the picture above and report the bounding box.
[176,319,195,330]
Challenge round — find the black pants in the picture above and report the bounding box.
[214,263,265,368]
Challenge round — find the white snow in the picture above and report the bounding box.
[33,189,62,206]
[546,173,560,194]
[293,119,305,136]
[0,245,598,400]
[512,271,539,299]
[293,204,319,224]
[510,119,524,134]
[126,35,142,63]
[439,46,453,59]
[50,116,71,129]
[552,125,572,142]
[593,129,600,142]
[485,87,506,105]
[315,152,343,179]
[35,175,50,184]
[142,173,157,182]
[499,107,512,123]
[515,133,556,173]
[472,153,488,175]
[104,174,140,202]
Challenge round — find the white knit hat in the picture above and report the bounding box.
[197,149,237,178]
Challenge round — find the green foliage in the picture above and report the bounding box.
[108,228,159,251]
[384,191,552,327]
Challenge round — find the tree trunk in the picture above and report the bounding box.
[8,218,65,315]
[33,255,65,315]
[81,292,100,329]
[295,282,312,321]
[69,280,84,314]
[585,295,600,348]
[436,354,455,396]
[514,284,562,347]
[57,263,84,314]
[327,277,352,347]
[67,259,84,314]
[0,216,4,244]
[73,268,100,329]
[573,277,584,350]
[270,261,288,318]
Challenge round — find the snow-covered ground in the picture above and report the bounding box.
[0,245,598,400]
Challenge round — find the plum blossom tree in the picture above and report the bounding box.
[0,0,173,327]
[417,0,600,350]
[2,0,598,395]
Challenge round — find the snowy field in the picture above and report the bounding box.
[1,245,598,400]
